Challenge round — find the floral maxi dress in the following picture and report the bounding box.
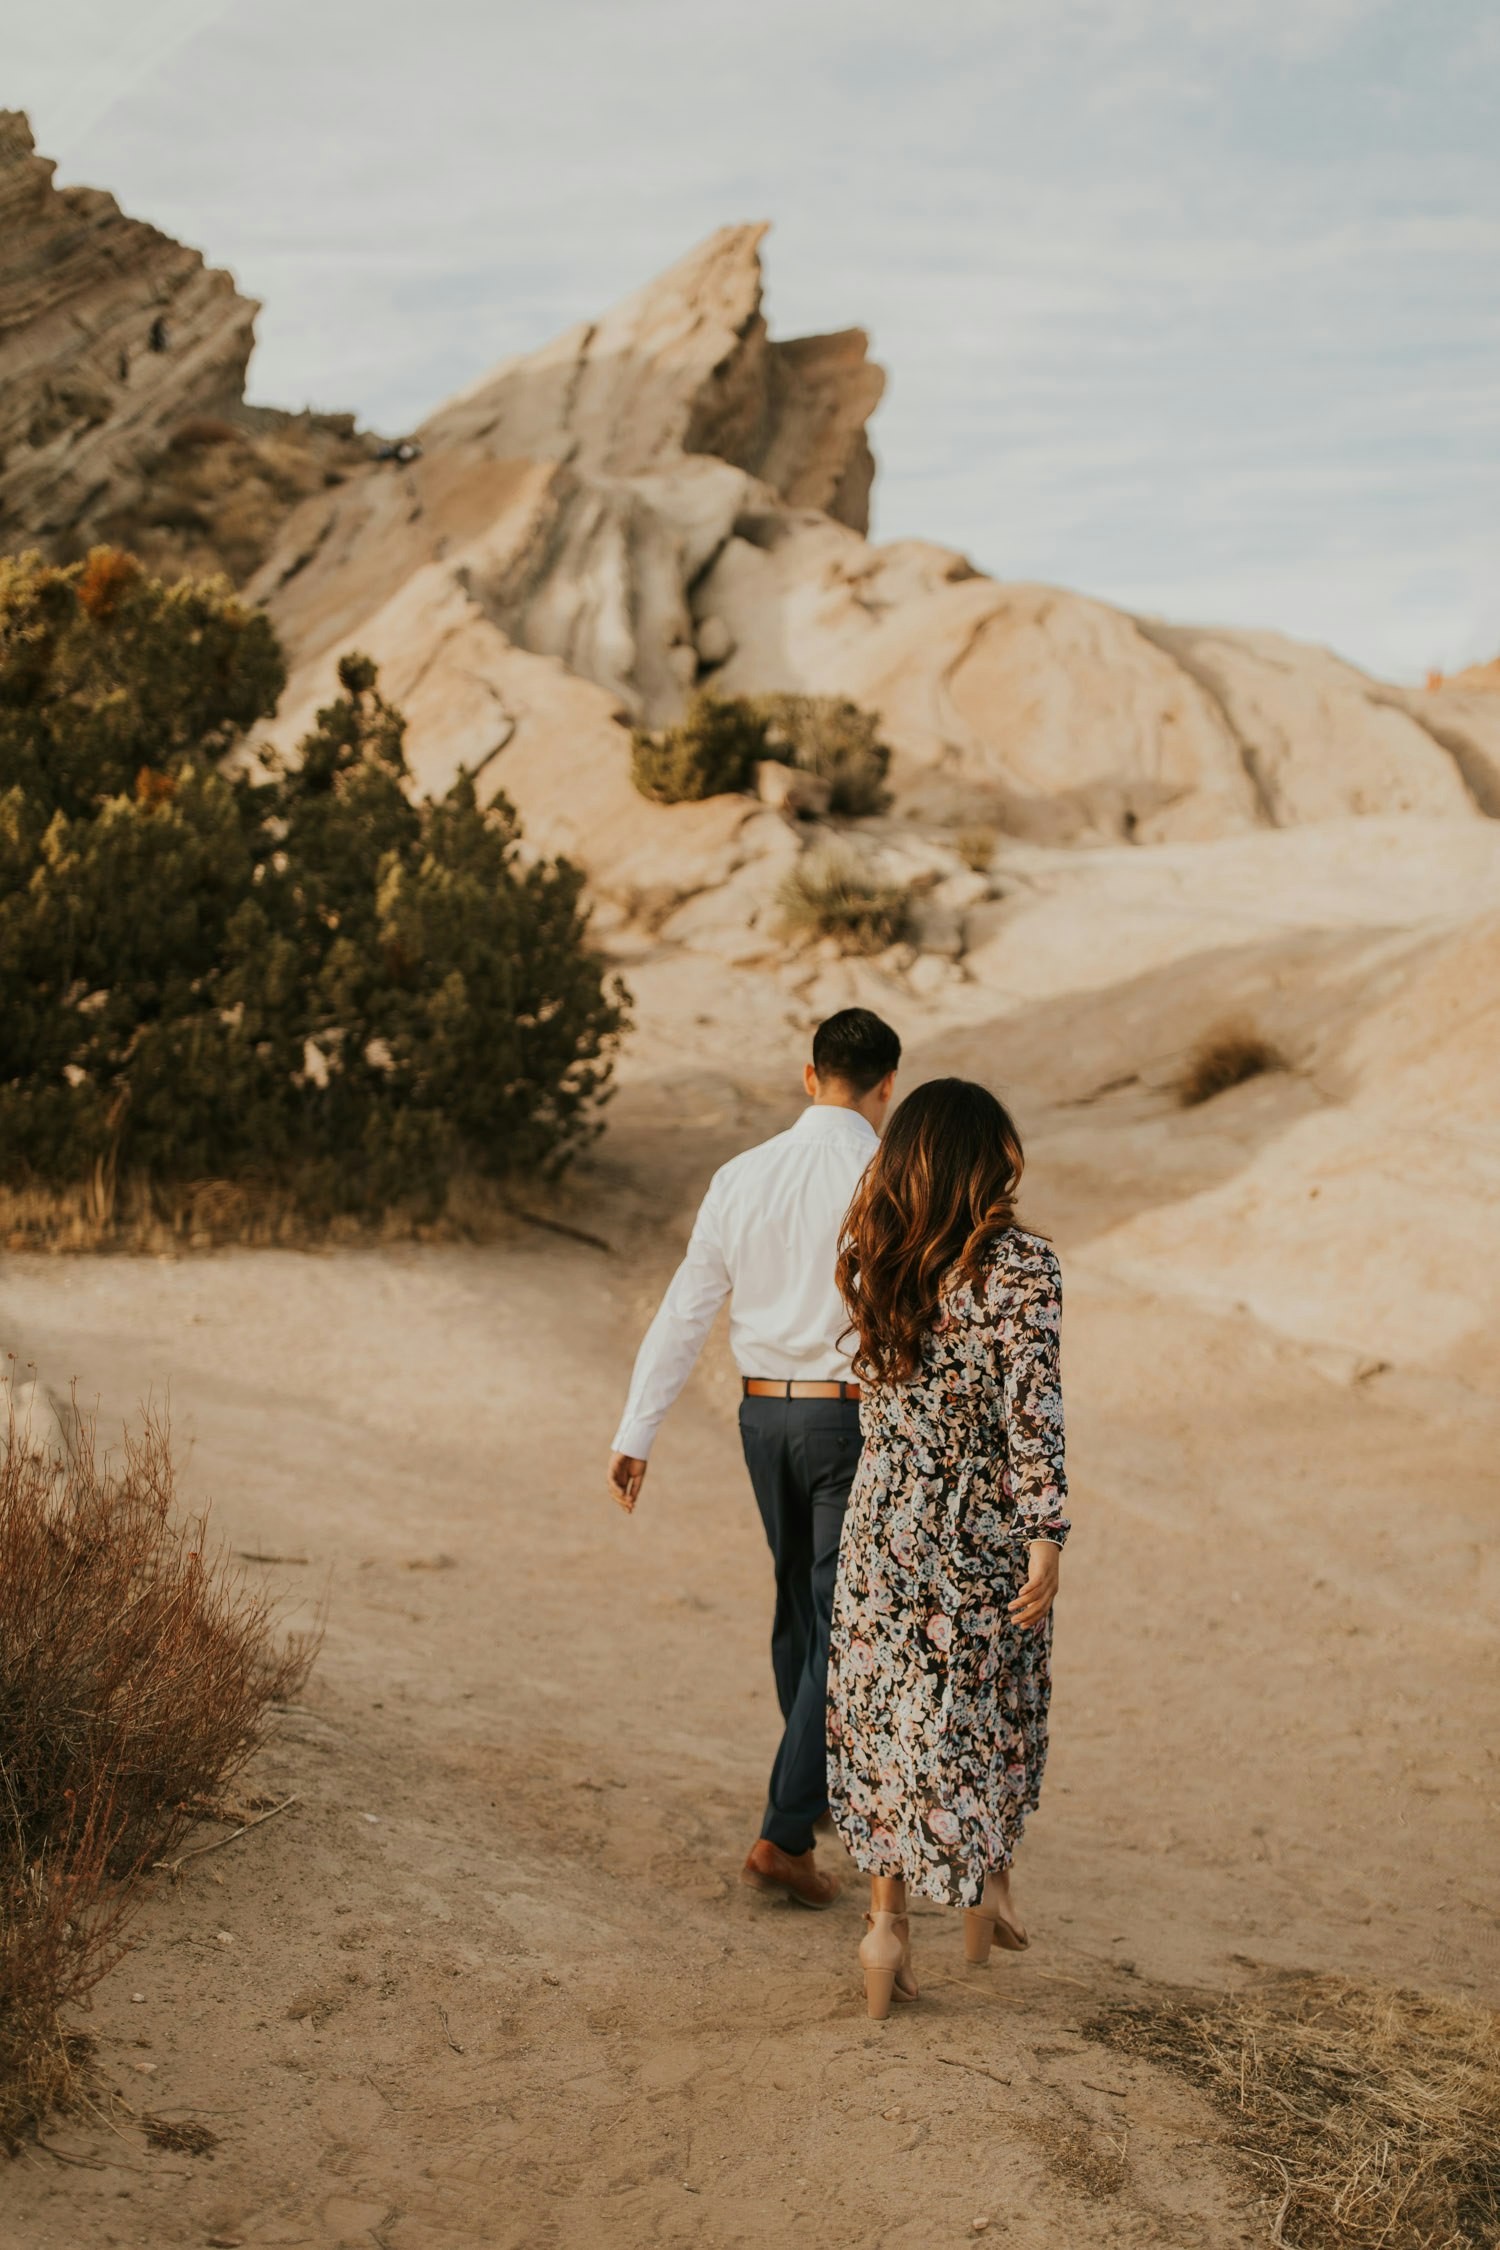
[827,1228,1070,1907]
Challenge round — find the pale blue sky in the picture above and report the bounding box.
[7,0,1498,680]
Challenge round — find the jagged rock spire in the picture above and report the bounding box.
[423,223,884,533]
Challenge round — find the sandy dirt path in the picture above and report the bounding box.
[3,1108,1495,2250]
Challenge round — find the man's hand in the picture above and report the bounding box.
[1008,1538,1061,1629]
[607,1453,648,1514]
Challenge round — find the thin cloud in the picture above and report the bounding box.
[9,0,1497,680]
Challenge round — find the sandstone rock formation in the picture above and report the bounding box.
[424,224,881,529]
[1438,654,1500,693]
[0,111,254,550]
[245,221,1494,862]
[0,111,370,582]
[3,117,1489,864]
[4,111,1483,862]
[246,225,888,761]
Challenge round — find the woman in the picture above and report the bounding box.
[827,1079,1069,2018]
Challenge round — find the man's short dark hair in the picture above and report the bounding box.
[812,1008,901,1096]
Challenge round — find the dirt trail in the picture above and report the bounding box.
[3,1077,1495,2250]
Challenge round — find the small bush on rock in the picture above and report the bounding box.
[1177,1028,1288,1108]
[754,693,892,816]
[629,688,892,816]
[953,824,998,873]
[778,845,909,955]
[630,692,771,803]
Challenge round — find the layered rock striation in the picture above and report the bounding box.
[423,225,881,527]
[0,111,256,554]
[247,222,1496,859]
[0,112,373,583]
[2,112,1492,863]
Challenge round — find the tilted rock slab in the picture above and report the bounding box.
[249,222,1492,862]
[0,111,256,557]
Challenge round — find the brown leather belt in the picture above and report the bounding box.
[742,1378,861,1400]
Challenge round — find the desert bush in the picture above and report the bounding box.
[953,824,998,873]
[0,1393,316,2146]
[754,693,892,816]
[629,688,892,815]
[630,691,772,803]
[1092,1972,1500,2250]
[0,544,284,818]
[0,551,628,1222]
[1176,1028,1289,1108]
[1,1803,130,2151]
[778,845,910,955]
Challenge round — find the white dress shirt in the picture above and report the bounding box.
[612,1102,880,1460]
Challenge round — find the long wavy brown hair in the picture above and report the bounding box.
[837,1078,1026,1385]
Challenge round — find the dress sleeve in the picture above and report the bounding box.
[996,1241,1070,1548]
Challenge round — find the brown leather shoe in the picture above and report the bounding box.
[740,1838,840,1908]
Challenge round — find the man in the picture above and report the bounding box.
[607,1008,901,1907]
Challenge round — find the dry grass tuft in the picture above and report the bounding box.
[1090,1972,1500,2250]
[0,1392,317,2149]
[1031,2116,1131,2201]
[1176,1027,1289,1109]
[777,846,910,955]
[0,1168,558,1257]
[140,2112,220,2155]
[953,824,999,874]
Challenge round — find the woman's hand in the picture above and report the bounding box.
[1008,1538,1061,1629]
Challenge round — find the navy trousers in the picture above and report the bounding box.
[738,1394,864,1857]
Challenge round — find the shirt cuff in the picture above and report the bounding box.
[611,1418,659,1462]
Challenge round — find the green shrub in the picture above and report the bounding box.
[628,688,892,816]
[0,546,286,821]
[630,692,771,803]
[777,845,909,955]
[0,550,628,1219]
[754,693,892,816]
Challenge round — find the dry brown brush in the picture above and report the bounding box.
[0,1166,546,1258]
[777,845,910,955]
[0,1386,316,2147]
[1177,1026,1289,1108]
[1091,1971,1500,2250]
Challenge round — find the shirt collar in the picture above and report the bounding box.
[790,1103,880,1148]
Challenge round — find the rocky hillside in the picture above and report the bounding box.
[243,223,1500,870]
[243,217,1500,1393]
[0,111,371,582]
[0,121,1493,1427]
[3,112,1493,857]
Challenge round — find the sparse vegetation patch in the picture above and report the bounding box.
[0,1394,316,2148]
[953,824,998,873]
[629,689,892,813]
[754,693,892,815]
[1091,1972,1500,2250]
[777,845,909,955]
[630,692,772,802]
[1176,1027,1288,1108]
